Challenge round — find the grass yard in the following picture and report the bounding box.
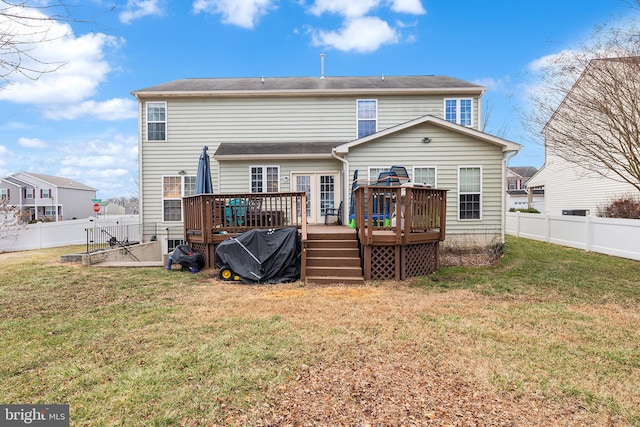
[0,236,639,426]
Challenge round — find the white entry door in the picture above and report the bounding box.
[292,173,340,224]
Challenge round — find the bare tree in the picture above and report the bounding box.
[526,21,640,192]
[0,0,100,85]
[0,197,29,241]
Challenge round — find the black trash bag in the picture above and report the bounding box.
[169,244,205,272]
[215,228,301,284]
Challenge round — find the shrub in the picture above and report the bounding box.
[597,195,640,219]
[509,207,540,214]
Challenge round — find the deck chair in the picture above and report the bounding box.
[376,170,400,186]
[325,201,343,225]
[390,166,410,184]
[225,198,246,226]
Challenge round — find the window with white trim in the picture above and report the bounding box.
[413,167,436,187]
[25,188,34,199]
[41,189,51,198]
[357,99,377,138]
[0,188,8,200]
[147,102,167,141]
[368,166,390,185]
[162,175,195,222]
[458,166,482,220]
[250,166,279,193]
[444,98,472,127]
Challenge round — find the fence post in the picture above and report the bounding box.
[585,215,592,252]
[544,213,550,242]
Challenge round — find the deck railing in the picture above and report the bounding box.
[182,192,307,244]
[352,186,447,246]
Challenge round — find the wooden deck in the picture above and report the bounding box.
[182,186,447,281]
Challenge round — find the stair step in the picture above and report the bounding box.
[306,265,362,277]
[306,247,359,258]
[304,228,364,285]
[306,256,361,268]
[305,276,366,285]
[307,231,357,241]
[307,239,358,248]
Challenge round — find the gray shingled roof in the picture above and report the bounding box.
[133,75,485,95]
[214,142,338,158]
[20,172,96,191]
[508,166,538,178]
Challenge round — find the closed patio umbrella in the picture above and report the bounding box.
[195,146,213,194]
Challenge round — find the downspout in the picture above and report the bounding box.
[135,99,144,238]
[502,150,518,243]
[331,148,349,225]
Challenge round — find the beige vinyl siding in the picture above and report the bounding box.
[346,122,505,236]
[217,159,342,193]
[139,92,483,235]
[141,94,481,145]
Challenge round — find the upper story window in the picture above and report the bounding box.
[41,188,51,198]
[0,188,8,200]
[413,167,436,187]
[251,166,279,193]
[147,102,167,141]
[25,188,34,199]
[162,175,194,222]
[445,98,472,127]
[357,99,377,138]
[458,166,482,220]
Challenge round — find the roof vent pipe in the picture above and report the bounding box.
[320,53,325,80]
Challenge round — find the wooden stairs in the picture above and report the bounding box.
[305,228,365,285]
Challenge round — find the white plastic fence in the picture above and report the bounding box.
[506,212,640,261]
[0,216,140,252]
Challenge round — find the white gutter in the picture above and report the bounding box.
[331,148,349,225]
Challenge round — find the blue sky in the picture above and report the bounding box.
[0,0,637,199]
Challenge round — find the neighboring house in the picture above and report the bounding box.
[132,74,520,250]
[527,58,639,216]
[103,203,126,216]
[0,172,97,221]
[506,166,544,211]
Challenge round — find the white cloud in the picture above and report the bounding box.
[55,135,139,197]
[312,16,399,53]
[60,155,122,168]
[389,0,426,15]
[119,0,165,24]
[474,76,512,93]
[309,0,380,17]
[43,98,138,121]
[0,146,9,167]
[0,22,123,105]
[18,137,48,149]
[192,0,276,29]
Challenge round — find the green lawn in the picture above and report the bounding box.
[0,237,639,425]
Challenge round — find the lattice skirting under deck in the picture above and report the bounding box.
[365,242,439,281]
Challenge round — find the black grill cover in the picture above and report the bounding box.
[215,228,301,284]
[171,244,205,271]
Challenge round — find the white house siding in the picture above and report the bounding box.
[529,155,638,216]
[345,122,506,239]
[57,187,96,219]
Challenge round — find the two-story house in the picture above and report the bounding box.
[0,172,97,221]
[506,166,544,211]
[132,74,520,251]
[527,58,640,216]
